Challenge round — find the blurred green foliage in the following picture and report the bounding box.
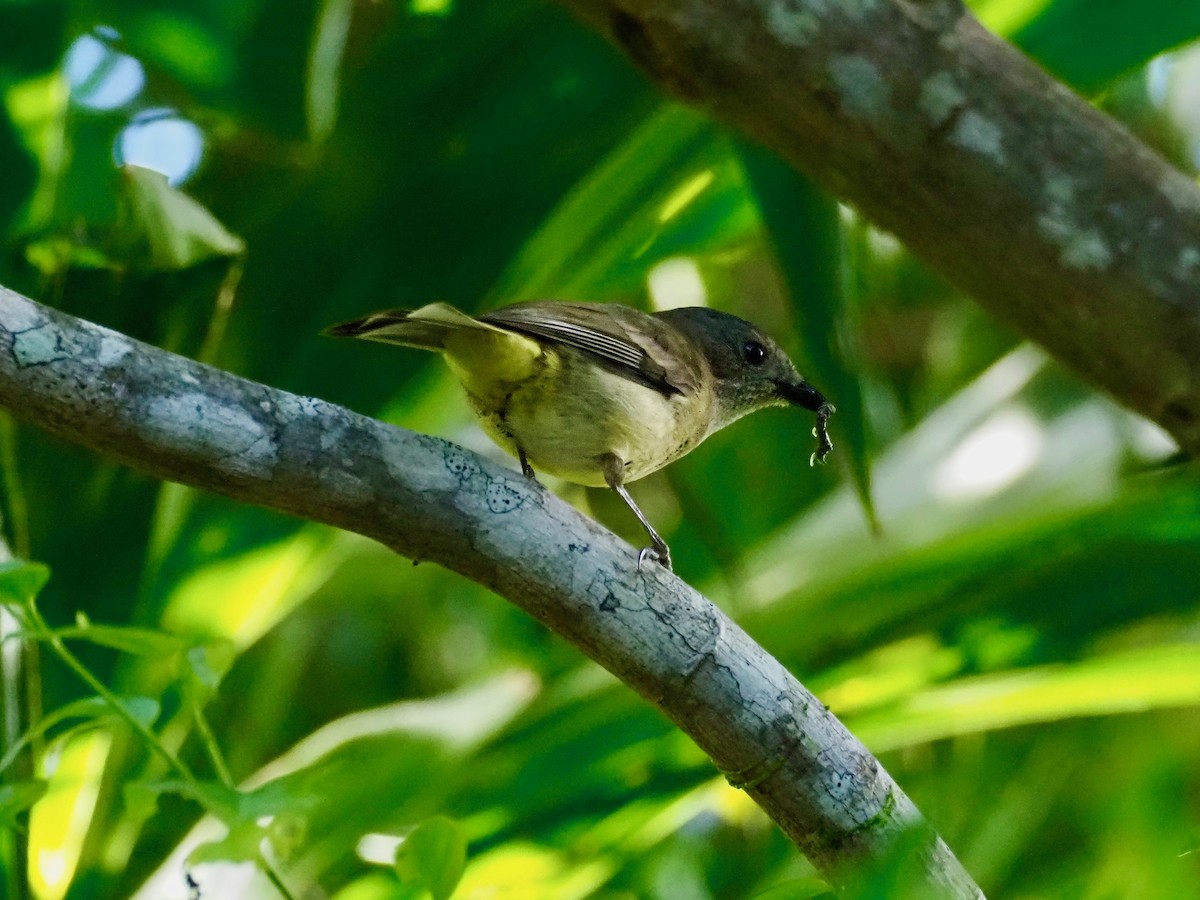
[1,1,1200,898]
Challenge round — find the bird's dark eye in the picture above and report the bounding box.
[742,340,767,366]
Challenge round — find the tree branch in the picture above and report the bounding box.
[553,0,1200,454]
[0,285,982,896]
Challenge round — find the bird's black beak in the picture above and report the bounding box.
[775,379,827,412]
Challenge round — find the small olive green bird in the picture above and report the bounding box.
[326,301,833,571]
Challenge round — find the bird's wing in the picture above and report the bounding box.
[481,302,699,397]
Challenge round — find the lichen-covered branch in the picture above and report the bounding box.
[554,0,1200,454]
[0,285,983,897]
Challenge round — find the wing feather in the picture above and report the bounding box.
[481,302,694,396]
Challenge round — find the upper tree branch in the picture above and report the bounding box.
[555,0,1200,453]
[0,286,983,896]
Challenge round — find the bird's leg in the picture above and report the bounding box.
[600,454,672,572]
[517,446,536,480]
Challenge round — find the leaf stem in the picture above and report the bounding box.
[186,691,233,787]
[21,603,193,783]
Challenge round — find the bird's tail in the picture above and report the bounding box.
[325,303,542,404]
[323,302,504,351]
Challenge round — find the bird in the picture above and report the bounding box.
[325,300,833,571]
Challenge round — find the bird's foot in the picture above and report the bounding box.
[636,542,672,573]
[518,447,537,480]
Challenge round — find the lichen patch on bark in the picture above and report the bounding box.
[829,55,890,121]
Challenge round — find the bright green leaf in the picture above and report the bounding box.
[849,643,1200,752]
[141,778,244,824]
[0,779,48,828]
[332,873,417,900]
[394,816,468,900]
[120,695,162,730]
[122,780,162,824]
[54,621,183,657]
[1013,0,1200,92]
[307,0,354,142]
[492,104,755,303]
[0,559,50,606]
[0,694,154,776]
[188,818,270,866]
[0,696,110,775]
[184,639,237,695]
[752,877,833,899]
[266,809,310,865]
[120,164,245,270]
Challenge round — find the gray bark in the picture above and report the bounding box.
[0,285,983,896]
[553,0,1200,454]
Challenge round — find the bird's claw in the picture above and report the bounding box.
[637,545,672,573]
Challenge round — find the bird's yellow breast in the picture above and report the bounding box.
[449,343,709,487]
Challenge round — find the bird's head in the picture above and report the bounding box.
[657,307,835,460]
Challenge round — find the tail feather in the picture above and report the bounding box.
[326,303,542,401]
[323,302,506,350]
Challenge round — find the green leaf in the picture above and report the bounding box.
[394,816,468,900]
[122,780,162,824]
[843,640,1200,754]
[331,873,417,900]
[307,0,354,143]
[120,695,162,730]
[1012,0,1200,92]
[183,640,237,696]
[748,465,1200,670]
[492,103,756,303]
[57,617,184,657]
[735,140,877,529]
[0,559,50,606]
[188,818,270,866]
[0,779,48,828]
[0,694,155,776]
[266,809,310,865]
[120,164,245,270]
[0,696,107,775]
[140,778,244,824]
[752,877,833,899]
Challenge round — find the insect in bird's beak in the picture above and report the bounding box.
[774,379,836,466]
[810,401,835,466]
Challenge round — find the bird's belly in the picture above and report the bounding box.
[476,361,702,488]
